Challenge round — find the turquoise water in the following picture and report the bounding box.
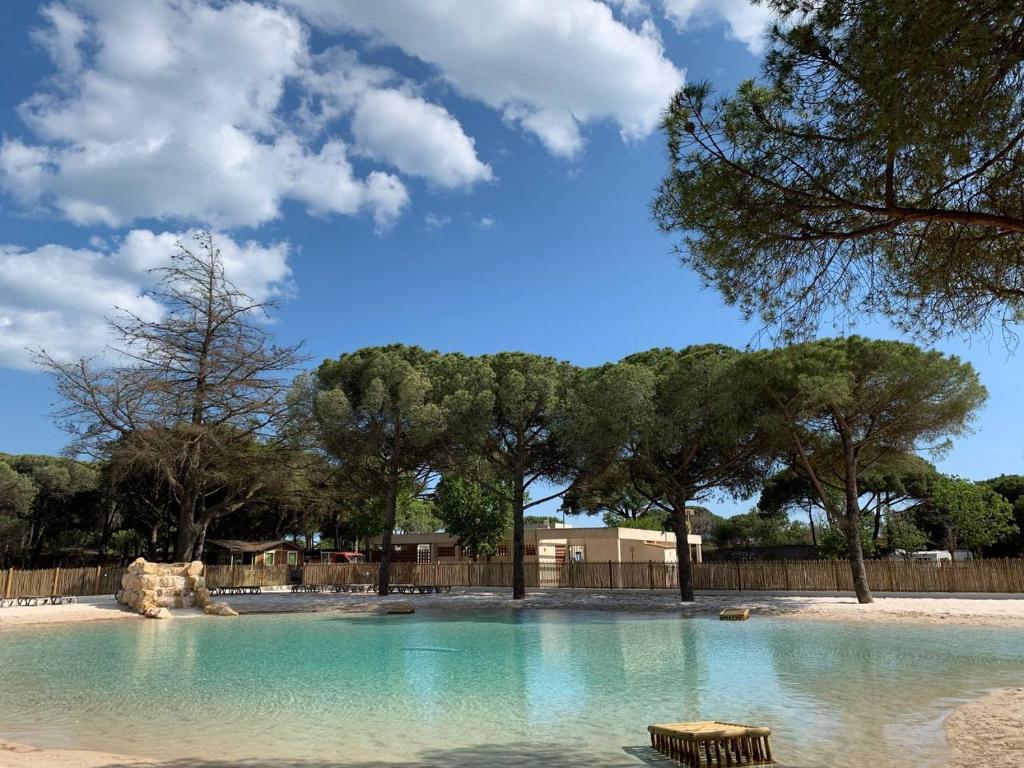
[1,611,1023,767]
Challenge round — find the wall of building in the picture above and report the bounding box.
[367,526,702,564]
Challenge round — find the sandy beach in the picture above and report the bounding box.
[2,588,1023,767]
[4,588,1024,631]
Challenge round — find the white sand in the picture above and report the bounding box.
[0,596,141,631]
[224,587,1024,627]
[0,740,152,767]
[946,687,1024,767]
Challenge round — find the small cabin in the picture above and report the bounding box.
[204,539,305,567]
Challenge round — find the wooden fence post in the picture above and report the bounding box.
[648,561,654,590]
[735,561,743,591]
[608,560,614,590]
[783,561,791,591]
[4,567,13,599]
[51,567,61,596]
[833,561,842,591]
[93,565,103,595]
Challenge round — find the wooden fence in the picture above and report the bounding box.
[204,564,290,589]
[2,558,1023,599]
[0,565,127,599]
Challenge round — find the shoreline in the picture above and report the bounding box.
[1,685,1020,767]
[4,589,1024,632]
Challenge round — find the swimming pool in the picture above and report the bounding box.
[2,611,1022,766]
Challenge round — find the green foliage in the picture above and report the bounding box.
[711,510,811,549]
[435,477,512,558]
[924,475,1017,554]
[452,352,580,598]
[654,0,1024,340]
[613,511,671,532]
[0,459,37,563]
[579,345,777,601]
[980,475,1024,555]
[885,510,928,554]
[817,518,877,560]
[749,336,986,602]
[312,346,479,588]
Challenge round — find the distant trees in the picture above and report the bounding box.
[23,323,1008,597]
[710,509,810,550]
[654,0,1024,340]
[922,476,1017,556]
[37,232,304,561]
[749,337,986,603]
[435,477,512,559]
[980,475,1024,556]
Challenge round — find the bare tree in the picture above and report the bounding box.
[37,232,305,561]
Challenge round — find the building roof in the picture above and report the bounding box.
[205,539,301,553]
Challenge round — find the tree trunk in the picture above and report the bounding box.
[146,523,160,561]
[671,498,694,602]
[377,473,400,597]
[174,496,197,562]
[842,448,873,604]
[512,473,526,600]
[872,497,883,545]
[192,522,209,562]
[807,502,818,547]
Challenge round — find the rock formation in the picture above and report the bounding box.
[117,558,231,619]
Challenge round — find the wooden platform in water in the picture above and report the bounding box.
[648,721,773,766]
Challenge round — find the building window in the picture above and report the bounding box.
[569,545,585,563]
[417,544,431,563]
[264,551,275,566]
[524,544,536,556]
[497,544,509,558]
[437,545,456,558]
[287,551,298,566]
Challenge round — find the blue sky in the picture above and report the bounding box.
[0,1,1020,520]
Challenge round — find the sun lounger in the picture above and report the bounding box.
[387,584,451,595]
[209,585,261,596]
[332,583,376,593]
[289,584,323,593]
[14,595,65,606]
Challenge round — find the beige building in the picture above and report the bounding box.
[368,522,702,565]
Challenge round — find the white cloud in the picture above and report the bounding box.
[424,213,452,230]
[352,88,493,188]
[284,0,684,158]
[660,0,774,53]
[1,1,511,229]
[478,217,496,230]
[0,230,293,369]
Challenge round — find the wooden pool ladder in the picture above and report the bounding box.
[648,721,774,766]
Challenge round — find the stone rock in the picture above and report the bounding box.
[204,602,238,617]
[117,558,206,619]
[385,601,415,614]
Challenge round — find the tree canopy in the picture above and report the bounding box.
[37,233,304,560]
[581,345,777,601]
[452,352,579,599]
[923,475,1017,555]
[311,345,479,594]
[654,0,1024,341]
[749,336,986,602]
